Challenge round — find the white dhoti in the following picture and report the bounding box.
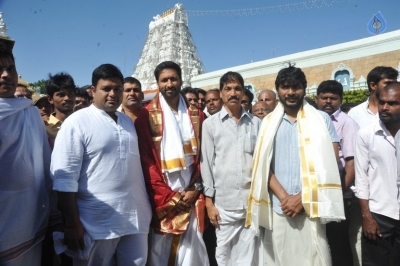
[215,206,259,266]
[148,208,209,266]
[262,212,331,266]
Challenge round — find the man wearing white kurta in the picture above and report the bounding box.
[201,71,261,266]
[247,65,345,266]
[51,64,151,266]
[0,39,51,266]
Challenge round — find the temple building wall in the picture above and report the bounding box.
[191,30,400,96]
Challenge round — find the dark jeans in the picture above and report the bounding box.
[326,198,354,266]
[362,212,400,266]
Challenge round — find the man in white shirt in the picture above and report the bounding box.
[51,64,152,266]
[355,82,400,265]
[346,66,398,266]
[348,66,398,129]
[0,36,51,266]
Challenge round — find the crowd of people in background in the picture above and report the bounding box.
[1,34,400,266]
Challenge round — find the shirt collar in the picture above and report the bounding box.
[48,113,62,126]
[90,104,121,122]
[220,105,251,121]
[331,109,342,121]
[375,120,394,143]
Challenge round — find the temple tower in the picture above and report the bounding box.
[133,3,205,90]
[0,12,15,51]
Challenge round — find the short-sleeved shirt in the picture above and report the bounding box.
[51,105,152,240]
[331,109,359,198]
[46,114,62,145]
[271,110,340,214]
[201,106,261,210]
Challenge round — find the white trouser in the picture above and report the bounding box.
[215,205,259,266]
[262,212,331,266]
[73,234,148,266]
[148,208,209,266]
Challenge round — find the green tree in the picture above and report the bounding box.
[342,89,369,104]
[30,79,46,94]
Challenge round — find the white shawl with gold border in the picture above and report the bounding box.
[246,101,345,235]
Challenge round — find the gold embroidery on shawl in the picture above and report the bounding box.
[245,114,272,227]
[161,158,187,171]
[249,196,271,206]
[149,94,204,233]
[149,96,163,157]
[189,105,200,148]
[298,106,319,217]
[167,234,181,266]
[156,193,181,219]
[318,184,342,189]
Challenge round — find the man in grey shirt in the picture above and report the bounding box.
[201,71,261,266]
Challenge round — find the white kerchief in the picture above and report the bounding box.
[246,101,345,235]
[159,93,197,174]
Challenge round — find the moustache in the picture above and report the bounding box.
[0,81,13,86]
[380,111,391,116]
[285,97,299,101]
[228,95,239,101]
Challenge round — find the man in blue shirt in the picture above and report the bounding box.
[247,64,344,265]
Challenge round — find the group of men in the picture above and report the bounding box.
[1,32,400,266]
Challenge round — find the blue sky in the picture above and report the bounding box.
[1,0,399,86]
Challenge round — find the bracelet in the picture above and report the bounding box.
[63,221,82,229]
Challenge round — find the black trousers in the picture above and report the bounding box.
[326,198,354,266]
[362,212,400,266]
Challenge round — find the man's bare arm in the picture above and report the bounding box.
[269,170,303,218]
[57,192,85,251]
[359,198,381,240]
[205,196,221,229]
[333,142,339,162]
[343,157,355,191]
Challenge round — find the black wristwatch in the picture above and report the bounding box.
[194,183,204,192]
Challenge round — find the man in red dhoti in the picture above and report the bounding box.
[135,61,209,266]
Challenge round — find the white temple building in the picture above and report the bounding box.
[132,3,205,91]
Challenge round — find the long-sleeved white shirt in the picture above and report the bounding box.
[51,105,152,240]
[355,120,399,220]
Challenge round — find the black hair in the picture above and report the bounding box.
[0,51,15,63]
[45,72,76,97]
[244,89,254,103]
[341,103,358,113]
[92,64,123,87]
[75,87,91,102]
[154,61,182,82]
[196,88,206,96]
[275,63,307,91]
[123,77,142,89]
[304,97,318,108]
[219,71,244,90]
[317,80,343,99]
[181,87,198,97]
[367,66,399,92]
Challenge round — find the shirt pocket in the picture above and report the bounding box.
[244,132,257,155]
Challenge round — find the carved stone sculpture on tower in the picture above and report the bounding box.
[133,3,205,90]
[0,13,15,53]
